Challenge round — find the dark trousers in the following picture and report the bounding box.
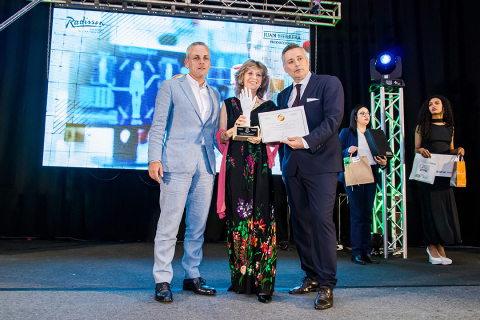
[343,165,379,256]
[284,171,338,290]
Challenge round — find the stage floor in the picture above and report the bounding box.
[1,240,480,319]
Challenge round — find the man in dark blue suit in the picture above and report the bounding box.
[278,44,344,310]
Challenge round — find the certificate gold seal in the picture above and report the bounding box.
[277,114,285,121]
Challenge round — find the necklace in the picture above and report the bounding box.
[252,99,263,110]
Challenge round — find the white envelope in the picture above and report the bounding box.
[307,98,319,102]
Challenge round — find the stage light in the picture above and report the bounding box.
[370,52,403,85]
[375,52,396,75]
[379,54,391,65]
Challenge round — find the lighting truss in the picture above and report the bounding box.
[27,0,340,27]
[370,86,407,259]
[0,0,43,32]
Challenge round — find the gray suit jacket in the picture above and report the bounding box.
[148,75,221,173]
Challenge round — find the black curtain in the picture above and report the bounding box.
[311,0,480,246]
[1,0,479,245]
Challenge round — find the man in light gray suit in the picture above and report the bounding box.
[148,42,221,303]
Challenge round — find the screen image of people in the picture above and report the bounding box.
[42,8,310,172]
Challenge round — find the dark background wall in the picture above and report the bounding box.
[1,0,479,246]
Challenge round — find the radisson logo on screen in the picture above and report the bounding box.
[66,16,104,29]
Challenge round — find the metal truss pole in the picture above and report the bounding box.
[370,85,407,259]
[0,0,43,32]
[399,88,407,257]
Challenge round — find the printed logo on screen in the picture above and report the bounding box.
[66,16,105,33]
[263,32,301,40]
[263,32,301,45]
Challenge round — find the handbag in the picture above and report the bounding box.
[450,156,466,187]
[409,153,438,184]
[344,154,375,187]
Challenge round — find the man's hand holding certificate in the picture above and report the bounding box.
[258,106,309,146]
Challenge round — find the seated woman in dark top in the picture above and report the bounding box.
[415,95,465,265]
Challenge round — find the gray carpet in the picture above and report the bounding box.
[2,287,480,320]
[1,240,480,319]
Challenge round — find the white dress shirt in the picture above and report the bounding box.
[357,129,376,165]
[186,74,212,123]
[287,72,312,149]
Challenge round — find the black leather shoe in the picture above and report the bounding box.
[351,255,366,265]
[258,294,272,303]
[315,286,333,310]
[362,253,380,264]
[289,277,319,294]
[183,277,216,295]
[227,285,234,291]
[155,282,173,303]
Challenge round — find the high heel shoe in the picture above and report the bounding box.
[426,247,443,265]
[438,252,453,265]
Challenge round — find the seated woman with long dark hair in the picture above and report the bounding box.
[339,105,387,265]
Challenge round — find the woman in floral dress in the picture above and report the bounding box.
[216,60,278,303]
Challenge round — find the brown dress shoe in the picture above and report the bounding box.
[315,286,333,310]
[289,277,319,294]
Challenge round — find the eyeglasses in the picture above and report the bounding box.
[358,112,371,117]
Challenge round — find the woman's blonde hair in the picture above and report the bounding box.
[234,60,269,99]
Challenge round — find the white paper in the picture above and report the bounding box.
[258,106,310,143]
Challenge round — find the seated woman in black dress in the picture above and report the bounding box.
[216,60,278,303]
[339,105,387,265]
[415,95,465,265]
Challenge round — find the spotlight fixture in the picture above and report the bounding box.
[375,52,396,75]
[370,52,403,86]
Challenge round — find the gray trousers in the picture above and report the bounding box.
[153,146,215,284]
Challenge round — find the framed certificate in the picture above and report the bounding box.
[258,106,310,143]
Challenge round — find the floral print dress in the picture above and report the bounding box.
[224,97,277,295]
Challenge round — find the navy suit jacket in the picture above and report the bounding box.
[277,73,344,177]
[339,127,359,159]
